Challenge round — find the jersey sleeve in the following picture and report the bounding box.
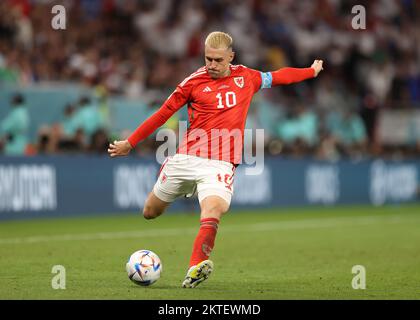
[127,78,194,147]
[246,67,263,93]
[259,67,315,89]
[245,66,314,92]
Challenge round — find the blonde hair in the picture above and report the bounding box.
[205,31,233,50]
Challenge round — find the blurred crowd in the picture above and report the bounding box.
[0,0,419,159]
[0,93,110,155]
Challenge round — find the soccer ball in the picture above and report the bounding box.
[126,250,162,286]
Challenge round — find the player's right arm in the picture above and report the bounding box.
[310,60,323,77]
[108,83,191,157]
[252,60,324,92]
[270,60,323,85]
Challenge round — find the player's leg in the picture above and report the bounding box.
[191,195,229,265]
[142,191,170,220]
[182,195,230,288]
[145,154,196,220]
[200,194,230,220]
[182,159,234,288]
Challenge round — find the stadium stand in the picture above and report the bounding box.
[0,0,419,159]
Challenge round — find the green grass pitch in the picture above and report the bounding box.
[0,204,419,299]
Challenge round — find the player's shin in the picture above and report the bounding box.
[189,218,219,267]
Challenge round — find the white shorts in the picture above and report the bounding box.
[153,154,236,205]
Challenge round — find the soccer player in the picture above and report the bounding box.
[108,31,323,288]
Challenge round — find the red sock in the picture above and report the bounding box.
[189,218,219,267]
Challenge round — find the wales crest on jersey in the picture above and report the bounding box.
[234,76,244,88]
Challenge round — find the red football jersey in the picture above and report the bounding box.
[173,65,261,164]
[128,64,314,164]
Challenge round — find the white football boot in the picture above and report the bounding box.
[182,260,214,288]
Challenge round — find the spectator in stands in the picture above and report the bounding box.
[408,116,420,156]
[0,0,418,158]
[0,93,29,155]
[277,103,318,156]
[35,125,56,155]
[56,127,87,154]
[55,103,90,154]
[315,131,340,161]
[61,103,78,138]
[89,128,109,154]
[327,108,367,158]
[32,103,88,155]
[72,96,105,142]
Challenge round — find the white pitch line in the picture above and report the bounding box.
[0,214,418,245]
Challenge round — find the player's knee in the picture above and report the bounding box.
[143,206,160,220]
[201,203,229,219]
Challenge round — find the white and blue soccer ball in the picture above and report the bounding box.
[126,250,162,286]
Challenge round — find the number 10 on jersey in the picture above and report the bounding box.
[216,92,237,109]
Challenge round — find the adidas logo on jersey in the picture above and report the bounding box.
[202,86,212,92]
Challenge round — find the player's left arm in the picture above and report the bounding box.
[259,60,323,89]
[108,82,191,157]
